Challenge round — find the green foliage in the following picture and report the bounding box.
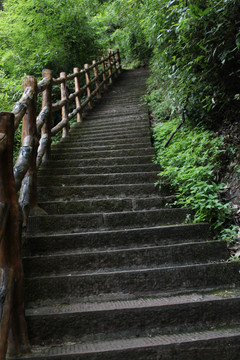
[90,0,152,67]
[220,225,239,244]
[0,0,100,77]
[229,255,240,263]
[153,118,231,229]
[95,0,240,123]
[1,0,239,122]
[2,0,238,122]
[145,79,180,121]
[145,0,240,125]
[0,69,21,110]
[0,0,102,111]
[140,0,240,231]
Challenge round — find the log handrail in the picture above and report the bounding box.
[0,112,30,357]
[0,48,121,358]
[0,267,15,359]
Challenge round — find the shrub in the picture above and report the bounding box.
[153,118,231,229]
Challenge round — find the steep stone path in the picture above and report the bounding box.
[14,69,240,359]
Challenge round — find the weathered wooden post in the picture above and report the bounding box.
[60,72,69,138]
[0,111,30,357]
[101,57,108,91]
[92,60,101,99]
[116,49,122,74]
[0,112,13,359]
[18,76,38,229]
[14,76,37,192]
[0,267,14,359]
[112,52,118,78]
[108,51,113,85]
[39,69,52,163]
[73,68,83,123]
[36,70,52,169]
[84,64,93,110]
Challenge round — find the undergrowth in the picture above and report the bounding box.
[153,117,231,230]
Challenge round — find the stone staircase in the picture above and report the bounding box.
[14,69,240,359]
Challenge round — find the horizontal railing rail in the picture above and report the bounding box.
[0,49,121,357]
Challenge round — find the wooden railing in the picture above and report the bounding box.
[0,49,121,358]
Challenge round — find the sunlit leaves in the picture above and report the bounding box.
[0,0,101,78]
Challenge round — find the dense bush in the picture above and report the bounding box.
[153,117,231,229]
[144,0,240,126]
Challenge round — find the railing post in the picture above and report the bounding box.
[0,267,14,359]
[101,57,108,91]
[108,51,113,85]
[112,52,118,79]
[18,76,38,226]
[92,60,101,99]
[40,69,52,163]
[0,111,30,357]
[0,113,13,261]
[116,49,122,74]
[60,72,69,138]
[84,64,93,110]
[73,67,83,123]
[0,112,14,359]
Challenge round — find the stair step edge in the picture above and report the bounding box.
[23,240,225,260]
[25,261,239,280]
[9,326,240,359]
[26,288,240,316]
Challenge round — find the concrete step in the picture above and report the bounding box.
[25,223,211,255]
[39,164,160,176]
[77,111,148,121]
[95,99,147,106]
[25,289,240,346]
[37,183,168,202]
[51,142,152,152]
[27,208,192,235]
[50,148,155,160]
[68,127,150,139]
[43,155,157,168]
[91,101,147,108]
[78,114,149,127]
[23,240,228,277]
[38,196,174,215]
[83,109,146,118]
[81,111,148,121]
[13,326,240,360]
[61,130,148,142]
[37,172,158,186]
[59,130,150,143]
[24,262,240,302]
[97,97,144,103]
[68,123,150,136]
[53,137,152,148]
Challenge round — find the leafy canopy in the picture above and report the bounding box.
[0,0,101,78]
